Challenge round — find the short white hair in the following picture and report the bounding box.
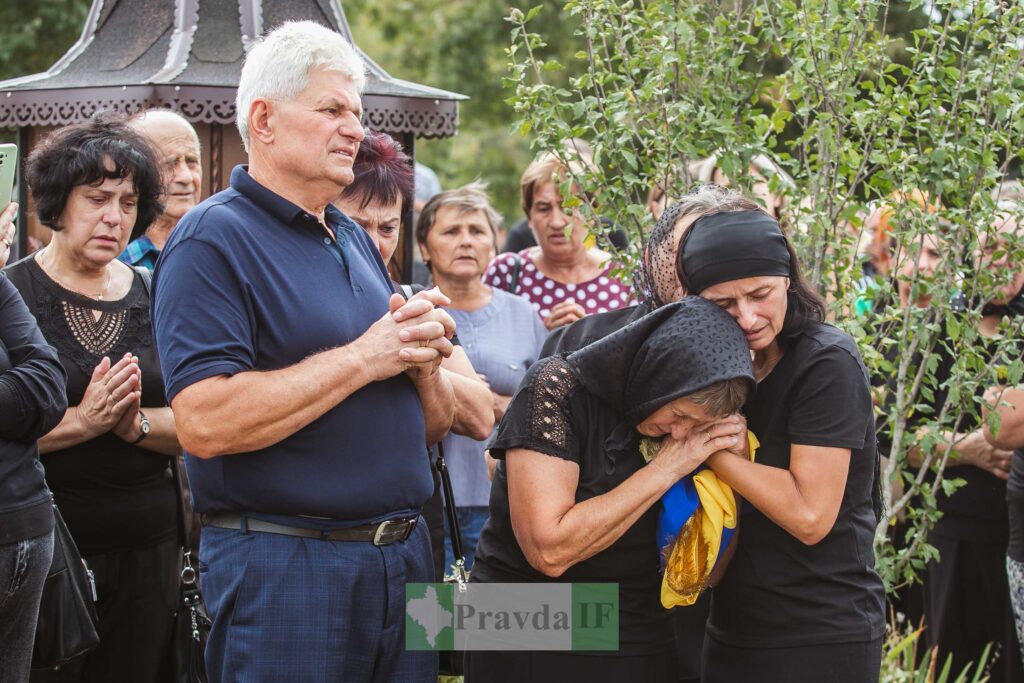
[235,21,367,151]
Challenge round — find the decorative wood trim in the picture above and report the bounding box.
[0,88,460,139]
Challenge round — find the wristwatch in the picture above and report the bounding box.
[130,410,150,445]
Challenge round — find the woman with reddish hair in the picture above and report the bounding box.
[334,131,494,583]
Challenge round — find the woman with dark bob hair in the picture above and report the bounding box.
[4,114,184,682]
[674,186,885,682]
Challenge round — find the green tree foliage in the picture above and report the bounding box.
[0,0,90,144]
[0,0,90,82]
[344,0,584,222]
[507,0,1024,597]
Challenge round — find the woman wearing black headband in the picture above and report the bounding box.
[466,297,755,683]
[677,209,886,681]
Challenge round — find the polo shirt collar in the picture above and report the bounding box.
[230,164,357,232]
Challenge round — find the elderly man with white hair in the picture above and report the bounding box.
[152,21,454,682]
[118,109,203,269]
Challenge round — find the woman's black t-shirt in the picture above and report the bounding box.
[5,257,175,555]
[471,356,674,656]
[708,322,886,648]
[889,340,1008,543]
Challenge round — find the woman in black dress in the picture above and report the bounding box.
[466,296,756,682]
[6,115,183,683]
[676,207,886,682]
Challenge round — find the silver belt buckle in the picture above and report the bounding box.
[373,519,397,546]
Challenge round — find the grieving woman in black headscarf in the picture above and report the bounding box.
[465,296,756,683]
[539,186,772,683]
[676,209,886,682]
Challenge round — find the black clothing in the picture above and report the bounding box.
[501,217,630,254]
[0,272,66,545]
[474,299,754,657]
[708,322,886,649]
[876,304,1015,542]
[30,537,179,683]
[501,219,536,254]
[567,298,754,424]
[423,464,446,580]
[472,356,675,655]
[881,320,1022,680]
[464,648,679,683]
[925,343,1008,542]
[540,303,649,359]
[923,533,1024,683]
[1009,451,1024,562]
[702,633,884,683]
[5,257,176,555]
[673,593,711,683]
[539,300,712,682]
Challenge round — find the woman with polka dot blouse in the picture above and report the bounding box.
[484,153,634,329]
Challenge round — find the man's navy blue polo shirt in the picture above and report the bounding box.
[153,165,433,523]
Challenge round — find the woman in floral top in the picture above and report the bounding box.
[484,153,633,329]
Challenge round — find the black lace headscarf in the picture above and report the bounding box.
[567,297,755,426]
[636,201,694,310]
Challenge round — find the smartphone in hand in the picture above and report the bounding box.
[0,144,17,209]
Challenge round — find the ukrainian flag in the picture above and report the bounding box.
[653,432,759,608]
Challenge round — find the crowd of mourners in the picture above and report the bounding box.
[1,19,1023,683]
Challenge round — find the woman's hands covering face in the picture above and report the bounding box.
[649,414,746,481]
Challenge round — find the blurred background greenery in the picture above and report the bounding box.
[0,0,932,225]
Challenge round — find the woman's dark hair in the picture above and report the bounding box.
[25,112,164,240]
[777,239,827,342]
[675,211,826,344]
[339,130,414,217]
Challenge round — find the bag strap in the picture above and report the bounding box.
[434,442,469,586]
[508,253,522,294]
[169,457,191,551]
[134,266,194,566]
[133,265,153,296]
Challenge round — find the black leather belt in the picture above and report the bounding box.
[201,513,418,546]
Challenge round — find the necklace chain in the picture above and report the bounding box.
[38,248,113,300]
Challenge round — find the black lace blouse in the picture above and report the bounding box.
[4,256,175,555]
[471,356,674,656]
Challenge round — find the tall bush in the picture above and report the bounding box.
[506,0,1024,598]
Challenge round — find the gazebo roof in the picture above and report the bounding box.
[0,0,465,138]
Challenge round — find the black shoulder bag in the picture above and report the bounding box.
[31,505,100,670]
[170,459,211,683]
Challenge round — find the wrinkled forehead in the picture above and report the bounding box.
[295,69,362,107]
